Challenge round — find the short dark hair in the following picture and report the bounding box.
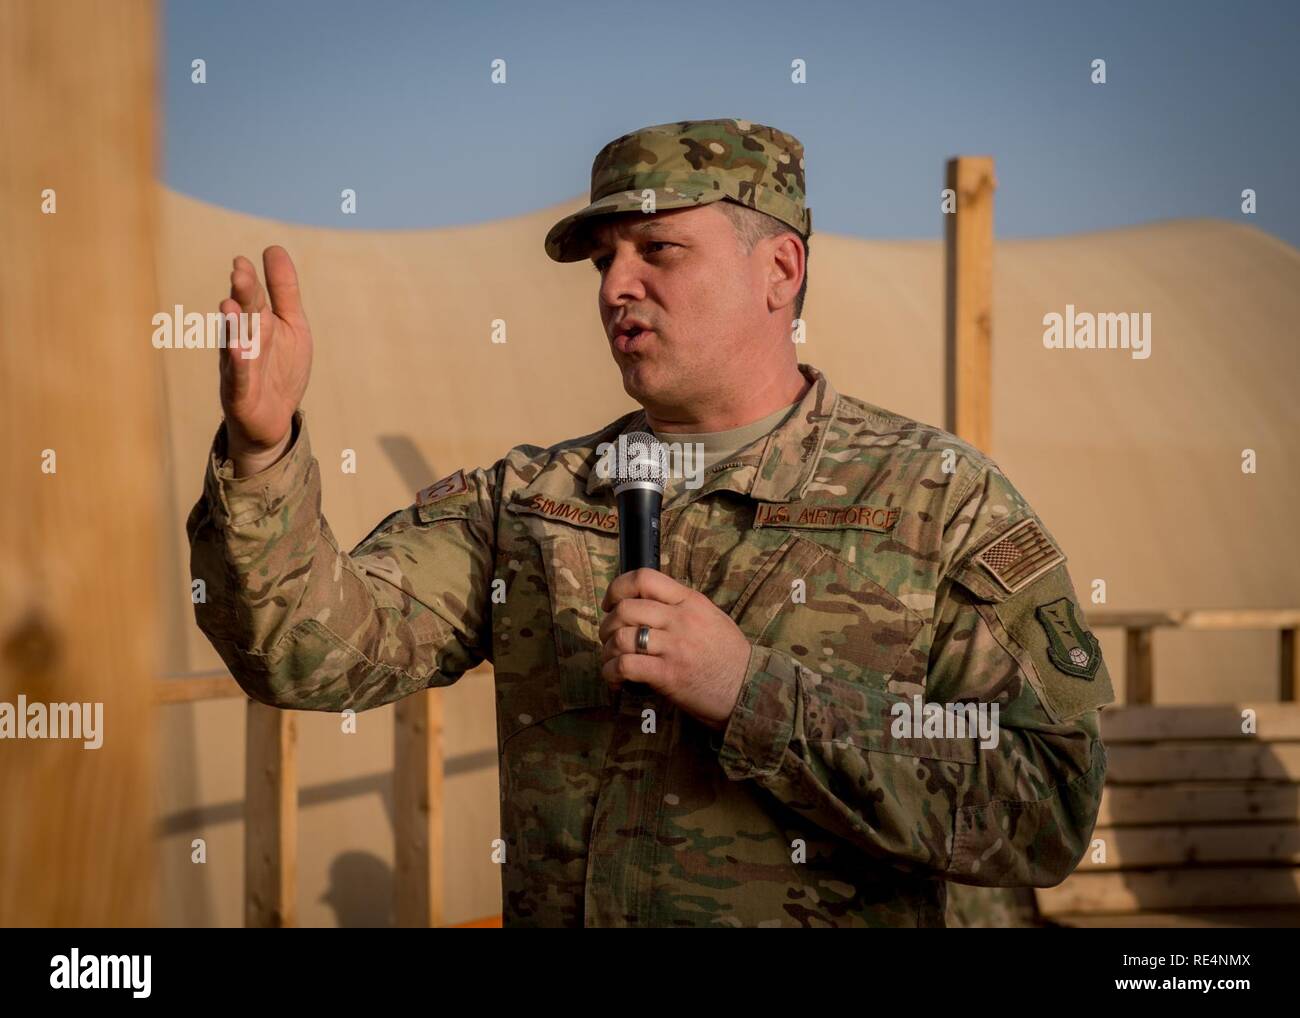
[715,201,810,321]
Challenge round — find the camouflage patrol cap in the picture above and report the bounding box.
[544,117,811,262]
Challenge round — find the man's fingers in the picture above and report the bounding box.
[218,298,243,364]
[601,625,671,662]
[230,255,269,316]
[218,297,240,354]
[601,568,690,611]
[597,597,672,642]
[601,652,668,692]
[262,245,304,320]
[217,297,254,400]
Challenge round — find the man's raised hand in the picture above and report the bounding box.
[218,245,313,476]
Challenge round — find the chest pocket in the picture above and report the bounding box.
[730,533,925,691]
[539,530,614,710]
[494,504,614,746]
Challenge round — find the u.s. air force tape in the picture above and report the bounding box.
[973,518,1064,595]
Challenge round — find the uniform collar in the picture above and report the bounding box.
[583,363,838,505]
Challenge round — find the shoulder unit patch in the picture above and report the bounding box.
[973,518,1064,595]
[416,469,468,507]
[1035,597,1102,679]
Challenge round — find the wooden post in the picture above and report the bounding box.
[1281,628,1298,702]
[245,700,297,927]
[0,0,159,926]
[395,689,444,927]
[944,156,997,453]
[1125,627,1155,705]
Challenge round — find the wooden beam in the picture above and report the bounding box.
[1181,609,1300,630]
[1100,703,1300,741]
[0,0,158,926]
[1105,743,1300,783]
[944,156,996,453]
[1281,627,1297,702]
[1097,782,1300,827]
[155,675,245,705]
[244,700,297,927]
[1089,611,1181,629]
[1037,868,1300,915]
[394,688,444,927]
[1090,609,1300,631]
[1124,627,1154,705]
[1078,823,1300,870]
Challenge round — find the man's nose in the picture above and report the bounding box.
[598,248,647,308]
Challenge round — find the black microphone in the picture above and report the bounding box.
[612,431,666,696]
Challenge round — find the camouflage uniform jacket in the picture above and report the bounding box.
[188,363,1114,927]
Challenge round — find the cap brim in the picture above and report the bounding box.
[544,186,730,262]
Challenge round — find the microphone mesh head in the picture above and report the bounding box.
[613,431,667,489]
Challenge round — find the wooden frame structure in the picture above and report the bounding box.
[153,678,463,927]
[1092,610,1300,704]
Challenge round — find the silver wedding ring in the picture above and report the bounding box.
[635,625,651,654]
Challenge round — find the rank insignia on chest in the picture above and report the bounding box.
[1035,597,1102,679]
[417,469,468,506]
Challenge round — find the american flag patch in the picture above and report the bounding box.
[974,518,1063,594]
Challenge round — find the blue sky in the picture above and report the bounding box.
[162,0,1300,248]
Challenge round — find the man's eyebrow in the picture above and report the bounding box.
[630,219,673,234]
[588,218,677,256]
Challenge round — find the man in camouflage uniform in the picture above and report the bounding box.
[190,118,1113,927]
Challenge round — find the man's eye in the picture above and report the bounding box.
[591,242,673,272]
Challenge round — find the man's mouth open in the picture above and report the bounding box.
[614,328,653,354]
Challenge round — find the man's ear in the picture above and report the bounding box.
[767,234,804,312]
